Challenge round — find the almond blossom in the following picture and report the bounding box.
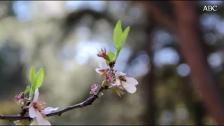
[95,66,116,84]
[29,89,58,125]
[114,72,138,94]
[96,67,138,94]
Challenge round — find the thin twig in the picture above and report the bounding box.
[0,87,104,121]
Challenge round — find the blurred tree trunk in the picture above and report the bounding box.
[173,1,224,124]
[142,30,156,125]
[141,7,157,125]
[141,38,156,125]
[180,77,205,125]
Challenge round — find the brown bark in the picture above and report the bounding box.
[173,1,224,124]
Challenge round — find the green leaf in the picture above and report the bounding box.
[26,67,45,97]
[112,20,131,58]
[107,51,116,62]
[24,85,31,94]
[121,26,130,46]
[32,68,45,91]
[113,20,123,49]
[29,67,36,85]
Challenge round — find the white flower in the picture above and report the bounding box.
[29,89,58,126]
[122,76,138,93]
[95,66,139,94]
[96,66,115,84]
[114,72,138,94]
[29,108,50,126]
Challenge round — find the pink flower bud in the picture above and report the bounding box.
[15,92,24,101]
[97,48,109,61]
[90,84,99,95]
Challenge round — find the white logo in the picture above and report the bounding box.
[203,5,218,12]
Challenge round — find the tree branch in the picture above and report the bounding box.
[0,87,105,121]
[141,1,177,33]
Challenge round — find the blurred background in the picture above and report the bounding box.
[0,1,224,125]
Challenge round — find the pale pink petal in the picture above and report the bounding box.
[35,111,51,125]
[95,66,110,74]
[90,84,99,95]
[95,68,103,74]
[95,68,106,74]
[29,106,37,118]
[126,77,138,86]
[116,71,126,76]
[122,82,137,94]
[33,89,39,102]
[111,79,121,87]
[42,107,59,115]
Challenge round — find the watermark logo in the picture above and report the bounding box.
[203,5,218,12]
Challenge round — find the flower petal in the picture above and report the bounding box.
[42,107,59,115]
[33,89,39,102]
[35,111,51,125]
[29,106,37,118]
[95,68,101,73]
[116,71,126,76]
[95,67,109,75]
[111,79,121,87]
[95,68,104,75]
[126,77,138,86]
[122,82,137,94]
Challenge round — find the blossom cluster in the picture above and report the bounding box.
[90,20,139,96]
[91,49,138,96]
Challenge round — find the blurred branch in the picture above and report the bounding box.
[0,1,14,20]
[56,9,115,47]
[172,1,224,124]
[0,87,105,121]
[142,1,177,32]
